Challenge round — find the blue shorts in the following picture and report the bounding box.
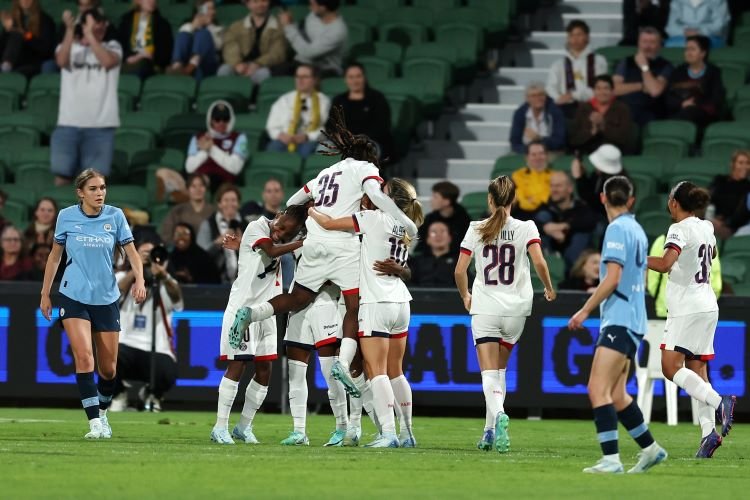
[58,294,121,332]
[50,126,115,179]
[596,326,643,358]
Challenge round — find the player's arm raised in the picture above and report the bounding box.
[568,262,622,330]
[454,251,472,312]
[307,208,355,231]
[254,238,304,259]
[647,248,679,274]
[363,179,418,239]
[528,242,557,301]
[286,180,316,206]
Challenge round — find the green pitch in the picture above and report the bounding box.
[0,408,747,499]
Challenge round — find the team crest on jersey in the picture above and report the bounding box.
[222,139,232,150]
[104,223,112,232]
[239,342,247,351]
[60,308,65,317]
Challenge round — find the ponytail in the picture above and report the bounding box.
[671,181,710,213]
[385,178,424,245]
[478,176,515,244]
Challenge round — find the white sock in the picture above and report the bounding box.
[370,375,396,435]
[393,391,404,434]
[238,379,268,429]
[349,376,363,430]
[604,453,621,463]
[288,360,308,434]
[338,337,358,367]
[358,375,381,432]
[672,367,722,409]
[391,375,412,439]
[484,407,493,431]
[698,400,716,438]
[481,370,503,420]
[215,377,239,430]
[320,356,349,431]
[89,417,102,428]
[250,302,275,322]
[498,368,507,406]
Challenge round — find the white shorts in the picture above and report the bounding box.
[220,304,277,361]
[358,302,410,338]
[294,240,360,295]
[284,301,342,350]
[661,311,718,360]
[471,315,526,348]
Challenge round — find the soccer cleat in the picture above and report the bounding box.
[477,429,494,451]
[323,429,346,447]
[627,444,668,473]
[109,392,128,412]
[717,395,736,437]
[330,361,361,398]
[210,427,235,445]
[280,431,310,446]
[342,426,361,447]
[232,424,260,444]
[364,433,399,448]
[400,434,417,448]
[84,419,103,439]
[229,307,252,349]
[582,457,624,474]
[494,412,510,453]
[695,430,722,458]
[99,414,112,439]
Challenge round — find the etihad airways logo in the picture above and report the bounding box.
[76,234,114,247]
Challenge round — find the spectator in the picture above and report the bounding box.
[21,242,51,281]
[546,20,608,117]
[709,149,750,239]
[241,177,284,224]
[167,222,220,284]
[197,183,244,283]
[559,250,601,292]
[511,140,554,221]
[50,8,120,185]
[159,173,214,245]
[570,75,636,154]
[416,181,471,255]
[614,27,673,126]
[22,197,57,253]
[113,240,183,412]
[0,0,55,77]
[218,0,286,84]
[665,0,730,48]
[665,35,724,132]
[571,144,625,219]
[185,100,248,192]
[265,63,331,158]
[167,0,223,80]
[331,63,394,162]
[0,226,31,280]
[535,171,598,270]
[410,221,457,287]
[279,0,347,77]
[117,0,173,79]
[622,0,671,45]
[510,82,566,155]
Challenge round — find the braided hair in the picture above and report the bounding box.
[319,106,380,167]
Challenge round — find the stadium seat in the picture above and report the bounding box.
[197,75,253,114]
[28,73,60,95]
[15,163,55,188]
[140,92,191,120]
[492,155,524,178]
[131,148,186,171]
[643,120,697,145]
[545,253,565,284]
[26,91,59,129]
[0,72,27,97]
[735,85,750,104]
[435,7,487,33]
[250,151,303,175]
[638,211,673,243]
[460,192,489,219]
[233,113,268,152]
[115,128,157,167]
[258,76,295,101]
[150,203,171,229]
[244,167,295,191]
[642,138,688,170]
[733,100,750,121]
[380,7,433,29]
[340,5,379,28]
[465,0,511,40]
[379,23,428,48]
[0,182,37,207]
[436,23,482,61]
[120,112,165,136]
[106,185,149,210]
[119,74,142,99]
[0,89,18,114]
[302,155,338,181]
[413,0,460,11]
[103,2,133,24]
[704,121,750,145]
[356,0,404,10]
[240,184,263,205]
[387,94,419,156]
[659,47,684,66]
[2,199,28,227]
[702,137,748,161]
[717,63,746,103]
[217,4,247,24]
[42,185,78,209]
[143,74,196,99]
[622,155,665,181]
[550,155,580,173]
[346,22,373,48]
[7,147,50,173]
[320,78,347,97]
[668,156,723,180]
[405,43,458,68]
[629,173,657,200]
[0,126,40,150]
[163,113,205,151]
[402,58,451,118]
[723,234,750,257]
[356,56,395,84]
[721,256,747,285]
[712,47,750,72]
[734,25,750,47]
[348,42,403,66]
[159,4,192,26]
[118,93,135,113]
[595,46,636,72]
[635,193,668,215]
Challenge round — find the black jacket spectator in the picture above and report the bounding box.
[167,222,220,284]
[117,6,173,78]
[0,2,56,77]
[411,221,457,287]
[416,182,471,256]
[709,150,750,237]
[622,0,670,44]
[572,144,626,220]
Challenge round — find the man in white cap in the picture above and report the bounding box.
[571,144,625,219]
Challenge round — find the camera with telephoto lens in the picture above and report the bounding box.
[143,245,169,287]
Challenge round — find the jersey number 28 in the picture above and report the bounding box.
[315,171,342,207]
[483,244,515,285]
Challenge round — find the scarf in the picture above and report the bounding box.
[287,91,320,152]
[590,97,611,114]
[131,12,155,56]
[564,53,596,93]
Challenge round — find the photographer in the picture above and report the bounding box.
[112,240,183,412]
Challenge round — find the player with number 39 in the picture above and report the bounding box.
[454,175,556,455]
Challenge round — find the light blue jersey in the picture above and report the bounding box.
[599,213,648,335]
[54,204,134,305]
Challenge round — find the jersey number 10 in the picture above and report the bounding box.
[388,237,407,266]
[483,244,515,285]
[694,244,714,284]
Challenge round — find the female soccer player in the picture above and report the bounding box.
[230,108,417,398]
[210,206,307,444]
[309,178,423,448]
[40,169,146,439]
[647,181,736,458]
[454,176,556,454]
[568,176,667,474]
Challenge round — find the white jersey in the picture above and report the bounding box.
[302,158,382,242]
[289,248,340,308]
[353,210,412,304]
[460,217,541,317]
[226,217,282,311]
[664,216,719,317]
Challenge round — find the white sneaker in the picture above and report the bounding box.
[628,444,668,473]
[210,427,235,445]
[342,426,361,447]
[232,424,260,444]
[99,413,112,439]
[85,418,103,439]
[583,457,624,474]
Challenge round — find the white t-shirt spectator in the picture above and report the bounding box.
[265,90,331,142]
[57,40,121,128]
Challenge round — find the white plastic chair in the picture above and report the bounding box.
[636,320,699,426]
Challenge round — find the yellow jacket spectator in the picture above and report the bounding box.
[511,140,554,219]
[647,233,722,318]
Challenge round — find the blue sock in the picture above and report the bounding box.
[98,376,116,411]
[617,400,655,449]
[76,372,99,421]
[593,404,619,456]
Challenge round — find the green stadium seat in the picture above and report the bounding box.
[717,62,746,103]
[629,173,657,200]
[258,76,294,101]
[130,148,185,171]
[735,85,750,104]
[120,112,165,136]
[405,43,458,67]
[643,119,697,145]
[233,113,267,152]
[106,184,149,210]
[142,74,196,99]
[0,162,6,182]
[595,46,636,72]
[240,184,263,205]
[667,156,722,179]
[0,126,40,150]
[0,182,37,207]
[320,78,347,97]
[197,76,253,113]
[348,42,403,66]
[733,100,750,120]
[402,58,451,119]
[356,56,395,84]
[2,199,29,227]
[346,22,373,48]
[28,73,60,94]
[42,185,78,209]
[26,91,59,128]
[413,0,461,10]
[723,235,750,257]
[0,112,46,135]
[380,7,433,29]
[492,155,524,178]
[0,89,18,114]
[163,113,205,151]
[734,26,750,48]
[15,163,54,188]
[550,155,576,173]
[465,0,511,40]
[140,92,190,119]
[659,47,684,66]
[636,193,669,215]
[638,211,673,243]
[340,6,379,28]
[712,47,750,72]
[8,146,50,172]
[105,3,135,25]
[119,73,142,98]
[159,4,192,26]
[387,94,419,156]
[720,256,747,285]
[642,137,688,171]
[356,0,404,10]
[118,93,135,113]
[666,173,713,189]
[250,151,303,175]
[217,4,247,24]
[0,72,27,96]
[256,93,278,117]
[545,253,565,284]
[302,155,338,181]
[436,23,482,60]
[150,203,171,229]
[704,121,750,144]
[622,155,665,181]
[115,128,157,166]
[461,192,489,220]
[731,281,750,296]
[702,137,748,160]
[244,167,295,191]
[379,23,428,48]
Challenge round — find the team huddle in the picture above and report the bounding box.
[41,111,737,469]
